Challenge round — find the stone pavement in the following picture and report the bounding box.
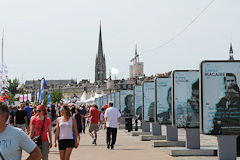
[22,125,240,160]
[22,127,175,160]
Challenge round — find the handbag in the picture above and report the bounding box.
[0,152,5,160]
[33,117,45,146]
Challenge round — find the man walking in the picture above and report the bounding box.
[85,104,100,144]
[104,101,121,149]
[0,101,42,160]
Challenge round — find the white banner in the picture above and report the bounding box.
[24,94,28,102]
[19,95,24,102]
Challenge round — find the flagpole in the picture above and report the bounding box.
[1,29,4,92]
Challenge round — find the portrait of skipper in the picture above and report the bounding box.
[186,79,199,127]
[122,94,133,117]
[157,87,172,124]
[210,73,240,134]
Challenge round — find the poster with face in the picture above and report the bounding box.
[155,77,172,124]
[107,94,112,102]
[172,70,199,128]
[99,96,103,107]
[111,93,114,102]
[142,82,155,122]
[134,85,143,119]
[120,90,134,116]
[114,92,120,110]
[95,97,101,108]
[102,95,107,106]
[201,61,240,135]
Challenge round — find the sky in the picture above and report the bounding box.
[0,0,239,84]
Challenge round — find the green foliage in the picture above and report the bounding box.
[8,78,20,95]
[51,90,63,104]
[8,92,17,104]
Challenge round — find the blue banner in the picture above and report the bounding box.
[40,79,45,105]
[47,93,51,107]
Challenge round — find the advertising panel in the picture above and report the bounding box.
[95,97,101,108]
[102,95,107,106]
[120,90,133,116]
[143,81,155,122]
[155,77,172,124]
[114,92,120,110]
[200,61,240,135]
[107,94,111,102]
[134,85,143,119]
[172,70,199,128]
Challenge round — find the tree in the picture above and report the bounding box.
[51,90,63,104]
[8,78,20,95]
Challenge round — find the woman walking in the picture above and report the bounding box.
[54,105,79,160]
[30,105,52,160]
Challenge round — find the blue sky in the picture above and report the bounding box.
[0,0,239,83]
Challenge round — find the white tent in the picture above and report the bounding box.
[80,91,88,102]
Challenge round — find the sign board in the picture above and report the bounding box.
[120,90,133,116]
[95,97,101,108]
[102,95,107,106]
[143,81,155,122]
[114,92,120,110]
[172,70,199,128]
[134,85,143,119]
[200,61,240,135]
[155,77,172,124]
[28,94,32,102]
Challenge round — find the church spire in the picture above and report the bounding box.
[98,21,103,57]
[229,43,234,61]
[95,22,106,84]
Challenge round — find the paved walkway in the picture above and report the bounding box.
[22,128,175,160]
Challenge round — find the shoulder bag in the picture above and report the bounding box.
[0,152,5,160]
[33,117,45,146]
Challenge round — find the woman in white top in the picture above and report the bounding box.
[54,105,79,160]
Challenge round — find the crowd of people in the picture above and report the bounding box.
[0,100,121,160]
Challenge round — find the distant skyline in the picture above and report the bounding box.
[0,0,239,83]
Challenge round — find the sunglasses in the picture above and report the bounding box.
[36,110,42,112]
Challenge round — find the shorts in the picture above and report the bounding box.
[58,139,75,150]
[89,123,99,132]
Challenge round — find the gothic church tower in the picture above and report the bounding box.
[95,23,106,83]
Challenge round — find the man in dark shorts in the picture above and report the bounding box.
[85,104,100,144]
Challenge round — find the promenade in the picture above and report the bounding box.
[22,126,240,160]
[22,127,175,160]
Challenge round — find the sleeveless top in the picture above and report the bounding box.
[58,117,73,140]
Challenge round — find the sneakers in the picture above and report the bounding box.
[92,138,96,144]
[111,145,114,149]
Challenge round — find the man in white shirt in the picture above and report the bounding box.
[0,102,42,160]
[104,101,121,149]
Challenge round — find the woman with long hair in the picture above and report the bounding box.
[30,105,52,160]
[54,105,79,160]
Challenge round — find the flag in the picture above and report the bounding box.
[47,93,51,107]
[5,92,9,99]
[39,78,45,105]
[0,95,5,102]
[74,93,78,98]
